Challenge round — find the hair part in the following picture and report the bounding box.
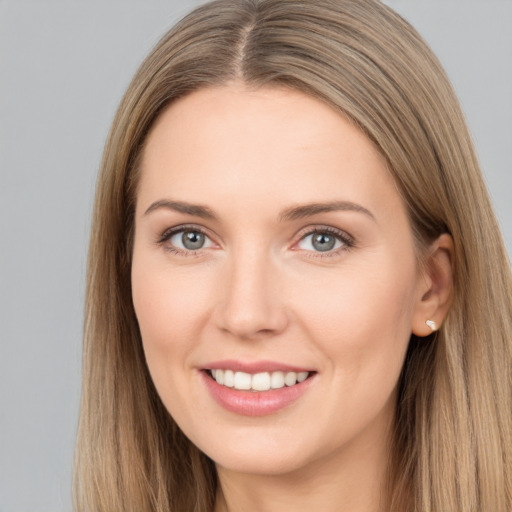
[75,1,512,510]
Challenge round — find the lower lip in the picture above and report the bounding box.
[201,371,315,416]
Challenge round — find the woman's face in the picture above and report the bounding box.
[132,84,427,476]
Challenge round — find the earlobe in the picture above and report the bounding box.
[412,233,454,337]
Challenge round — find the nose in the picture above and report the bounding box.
[213,250,289,340]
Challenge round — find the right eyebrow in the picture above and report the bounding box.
[143,200,217,220]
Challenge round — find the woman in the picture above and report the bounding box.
[74,0,512,510]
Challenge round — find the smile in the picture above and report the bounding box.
[209,369,310,391]
[202,366,316,416]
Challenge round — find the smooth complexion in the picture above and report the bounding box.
[131,84,452,512]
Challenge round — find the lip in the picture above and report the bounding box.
[202,359,313,374]
[200,365,316,417]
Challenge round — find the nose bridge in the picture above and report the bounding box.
[216,244,288,338]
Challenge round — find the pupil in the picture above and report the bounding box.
[312,233,335,252]
[182,231,204,250]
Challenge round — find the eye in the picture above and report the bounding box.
[296,229,351,253]
[160,227,215,253]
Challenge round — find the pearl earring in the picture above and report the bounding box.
[425,319,437,331]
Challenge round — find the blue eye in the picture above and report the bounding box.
[297,230,348,253]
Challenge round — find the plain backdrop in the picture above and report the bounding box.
[1,1,511,510]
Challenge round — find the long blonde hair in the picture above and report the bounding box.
[74,1,512,510]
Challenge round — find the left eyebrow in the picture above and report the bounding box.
[279,201,376,222]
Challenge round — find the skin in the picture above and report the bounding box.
[131,84,453,512]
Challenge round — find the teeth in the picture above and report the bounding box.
[252,372,271,391]
[297,371,308,382]
[234,371,252,390]
[224,369,234,388]
[212,369,310,391]
[270,371,285,389]
[284,371,297,386]
[213,369,223,385]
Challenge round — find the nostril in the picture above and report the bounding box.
[215,303,290,340]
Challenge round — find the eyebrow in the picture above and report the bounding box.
[143,199,375,222]
[279,201,376,222]
[144,200,217,219]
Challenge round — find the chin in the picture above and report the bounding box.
[186,418,339,478]
[209,445,313,476]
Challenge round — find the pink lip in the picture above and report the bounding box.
[200,369,316,417]
[202,359,312,373]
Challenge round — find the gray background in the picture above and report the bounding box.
[1,1,510,510]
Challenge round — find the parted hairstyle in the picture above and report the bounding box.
[74,1,512,510]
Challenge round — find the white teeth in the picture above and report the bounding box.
[270,371,285,389]
[252,372,271,391]
[284,371,297,386]
[223,369,234,387]
[211,369,310,391]
[234,371,252,390]
[297,371,308,383]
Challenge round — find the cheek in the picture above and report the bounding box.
[291,253,417,394]
[283,259,417,454]
[130,254,215,405]
[131,260,221,436]
[296,253,415,330]
[132,255,211,343]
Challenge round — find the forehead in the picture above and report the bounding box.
[137,84,401,222]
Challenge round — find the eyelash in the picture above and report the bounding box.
[156,224,355,258]
[294,226,354,258]
[156,224,212,257]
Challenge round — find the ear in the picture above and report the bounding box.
[411,233,454,337]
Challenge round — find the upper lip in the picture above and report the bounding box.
[201,359,314,374]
